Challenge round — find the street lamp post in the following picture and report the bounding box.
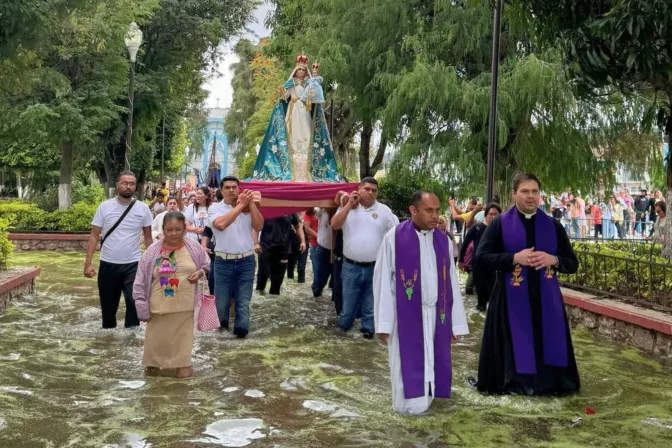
[124,22,143,172]
[161,113,165,182]
[485,0,503,204]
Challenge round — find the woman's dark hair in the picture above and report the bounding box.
[195,186,212,210]
[655,201,666,214]
[166,195,179,205]
[162,211,186,229]
[215,189,224,202]
[484,203,502,216]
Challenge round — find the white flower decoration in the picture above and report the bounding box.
[271,145,278,153]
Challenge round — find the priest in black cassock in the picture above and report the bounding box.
[475,173,580,395]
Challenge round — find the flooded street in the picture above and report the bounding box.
[2,252,672,447]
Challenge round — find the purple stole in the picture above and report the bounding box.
[394,220,453,399]
[501,208,568,374]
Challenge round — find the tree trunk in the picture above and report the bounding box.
[16,173,22,198]
[58,141,74,210]
[103,148,116,198]
[95,166,107,193]
[662,131,672,259]
[370,134,388,175]
[358,121,373,179]
[137,169,146,201]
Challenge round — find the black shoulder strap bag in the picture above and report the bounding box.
[101,199,137,247]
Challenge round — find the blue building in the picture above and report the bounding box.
[187,107,235,186]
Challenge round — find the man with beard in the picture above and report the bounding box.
[84,171,153,329]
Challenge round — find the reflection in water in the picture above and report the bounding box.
[1,251,672,446]
[192,418,266,447]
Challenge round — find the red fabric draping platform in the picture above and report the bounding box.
[240,181,359,219]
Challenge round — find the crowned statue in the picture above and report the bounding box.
[251,53,343,183]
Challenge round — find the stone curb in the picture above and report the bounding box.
[0,267,41,295]
[562,288,672,336]
[9,233,89,241]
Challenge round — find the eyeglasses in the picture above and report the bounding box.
[119,182,136,187]
[487,212,499,217]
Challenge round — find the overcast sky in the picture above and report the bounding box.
[202,3,273,109]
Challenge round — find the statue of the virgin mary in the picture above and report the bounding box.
[251,54,343,183]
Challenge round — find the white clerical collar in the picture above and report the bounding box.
[414,227,434,236]
[516,206,536,220]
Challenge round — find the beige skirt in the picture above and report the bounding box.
[144,311,194,368]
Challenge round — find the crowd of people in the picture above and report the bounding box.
[84,171,596,415]
[546,189,667,243]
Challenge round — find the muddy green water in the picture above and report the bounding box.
[1,252,671,447]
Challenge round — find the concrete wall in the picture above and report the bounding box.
[0,268,40,313]
[9,234,94,252]
[563,288,672,359]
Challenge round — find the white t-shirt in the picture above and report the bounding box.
[317,211,333,249]
[92,198,153,264]
[152,202,166,216]
[183,204,209,241]
[207,202,255,254]
[151,210,167,241]
[340,201,399,262]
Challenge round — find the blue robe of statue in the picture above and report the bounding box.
[251,76,342,183]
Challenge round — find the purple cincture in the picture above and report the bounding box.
[394,220,454,399]
[501,208,568,374]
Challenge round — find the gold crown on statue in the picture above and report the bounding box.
[296,52,309,66]
[312,60,319,71]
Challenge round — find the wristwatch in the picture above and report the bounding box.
[553,256,560,269]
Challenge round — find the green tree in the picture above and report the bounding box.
[240,51,287,178]
[264,0,653,190]
[96,0,256,197]
[512,0,672,254]
[225,39,263,175]
[0,0,157,209]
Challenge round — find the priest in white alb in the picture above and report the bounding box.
[374,191,469,415]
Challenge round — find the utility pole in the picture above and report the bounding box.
[485,0,504,204]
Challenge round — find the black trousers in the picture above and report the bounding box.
[98,260,139,328]
[256,247,288,295]
[287,248,309,283]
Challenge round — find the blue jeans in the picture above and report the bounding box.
[603,219,614,239]
[570,218,581,238]
[332,255,344,316]
[214,255,255,335]
[207,258,215,294]
[311,245,332,297]
[309,246,317,278]
[338,261,374,333]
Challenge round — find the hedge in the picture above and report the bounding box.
[563,241,671,309]
[0,201,98,232]
[0,219,13,269]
